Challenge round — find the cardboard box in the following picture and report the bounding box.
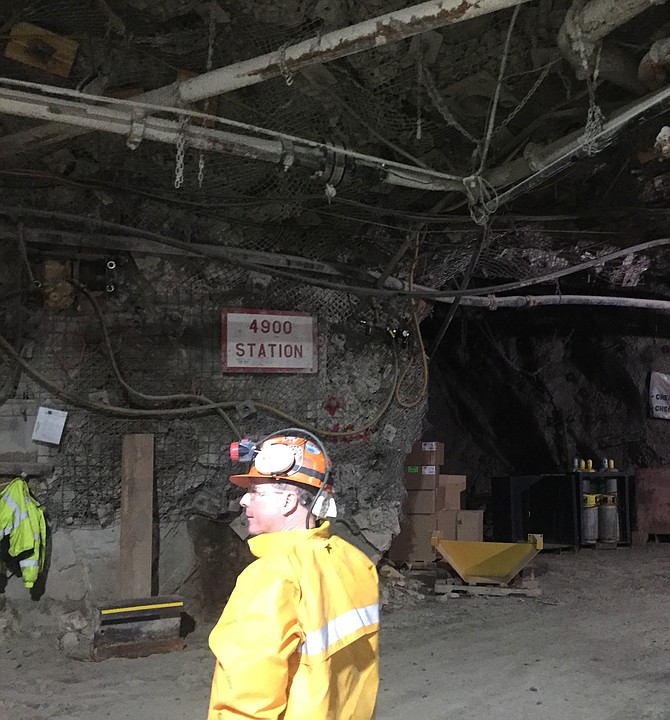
[435,509,457,540]
[406,441,445,466]
[435,509,483,542]
[404,465,438,490]
[405,486,446,515]
[457,510,483,542]
[389,514,436,563]
[438,474,466,510]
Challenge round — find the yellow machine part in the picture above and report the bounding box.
[431,532,543,586]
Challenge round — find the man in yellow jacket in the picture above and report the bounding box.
[208,432,379,720]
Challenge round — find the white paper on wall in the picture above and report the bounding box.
[32,407,68,444]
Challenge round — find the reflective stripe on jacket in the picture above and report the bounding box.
[0,477,47,588]
[208,522,379,720]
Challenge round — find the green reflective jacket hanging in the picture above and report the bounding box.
[0,477,47,588]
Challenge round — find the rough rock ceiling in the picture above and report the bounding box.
[2,0,670,300]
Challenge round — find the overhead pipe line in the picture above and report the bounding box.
[5,71,670,207]
[453,294,670,312]
[0,0,532,159]
[163,0,534,105]
[557,0,664,95]
[0,82,463,192]
[484,80,670,207]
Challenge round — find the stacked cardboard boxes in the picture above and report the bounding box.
[390,441,483,564]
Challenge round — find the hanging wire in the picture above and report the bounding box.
[479,3,521,172]
[495,59,557,132]
[582,45,604,156]
[428,223,491,362]
[565,2,605,156]
[17,223,37,286]
[421,66,479,145]
[394,230,429,409]
[416,55,423,141]
[174,115,189,189]
[278,41,294,86]
[72,280,242,439]
[198,7,217,189]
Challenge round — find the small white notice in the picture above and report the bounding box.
[650,371,670,419]
[32,407,68,444]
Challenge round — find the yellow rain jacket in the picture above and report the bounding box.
[0,477,47,588]
[208,522,379,720]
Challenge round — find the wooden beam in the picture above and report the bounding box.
[118,434,154,598]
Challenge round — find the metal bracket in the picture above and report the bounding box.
[281,140,294,172]
[318,142,347,186]
[126,115,146,150]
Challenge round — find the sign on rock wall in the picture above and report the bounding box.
[649,371,670,419]
[221,308,317,373]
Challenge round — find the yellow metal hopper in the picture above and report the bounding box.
[431,532,543,586]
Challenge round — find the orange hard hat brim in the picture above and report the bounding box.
[230,466,332,492]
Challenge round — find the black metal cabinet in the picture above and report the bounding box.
[491,472,632,549]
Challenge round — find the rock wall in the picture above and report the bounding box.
[0,244,426,624]
[427,307,670,505]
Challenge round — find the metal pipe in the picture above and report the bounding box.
[0,86,462,191]
[556,0,664,95]
[457,294,670,312]
[0,0,531,160]
[486,81,670,205]
[639,37,670,91]
[576,0,665,42]
[0,87,283,162]
[171,0,533,105]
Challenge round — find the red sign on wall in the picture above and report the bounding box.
[221,308,318,373]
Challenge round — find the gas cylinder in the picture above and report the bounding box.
[582,494,599,545]
[605,476,618,494]
[598,493,619,543]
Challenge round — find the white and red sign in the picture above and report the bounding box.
[650,371,670,419]
[221,309,317,373]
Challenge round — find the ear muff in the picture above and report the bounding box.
[254,443,296,475]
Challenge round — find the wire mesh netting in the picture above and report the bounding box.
[1,253,425,527]
[2,0,661,531]
[0,0,570,209]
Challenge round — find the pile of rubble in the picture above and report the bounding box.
[378,564,428,611]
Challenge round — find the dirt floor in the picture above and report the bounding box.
[1,544,669,720]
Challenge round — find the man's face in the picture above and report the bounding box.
[239,480,292,536]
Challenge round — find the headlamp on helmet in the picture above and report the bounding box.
[229,434,331,493]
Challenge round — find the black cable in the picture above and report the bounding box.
[6,206,670,300]
[0,329,399,437]
[428,224,490,362]
[181,235,670,301]
[72,280,242,439]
